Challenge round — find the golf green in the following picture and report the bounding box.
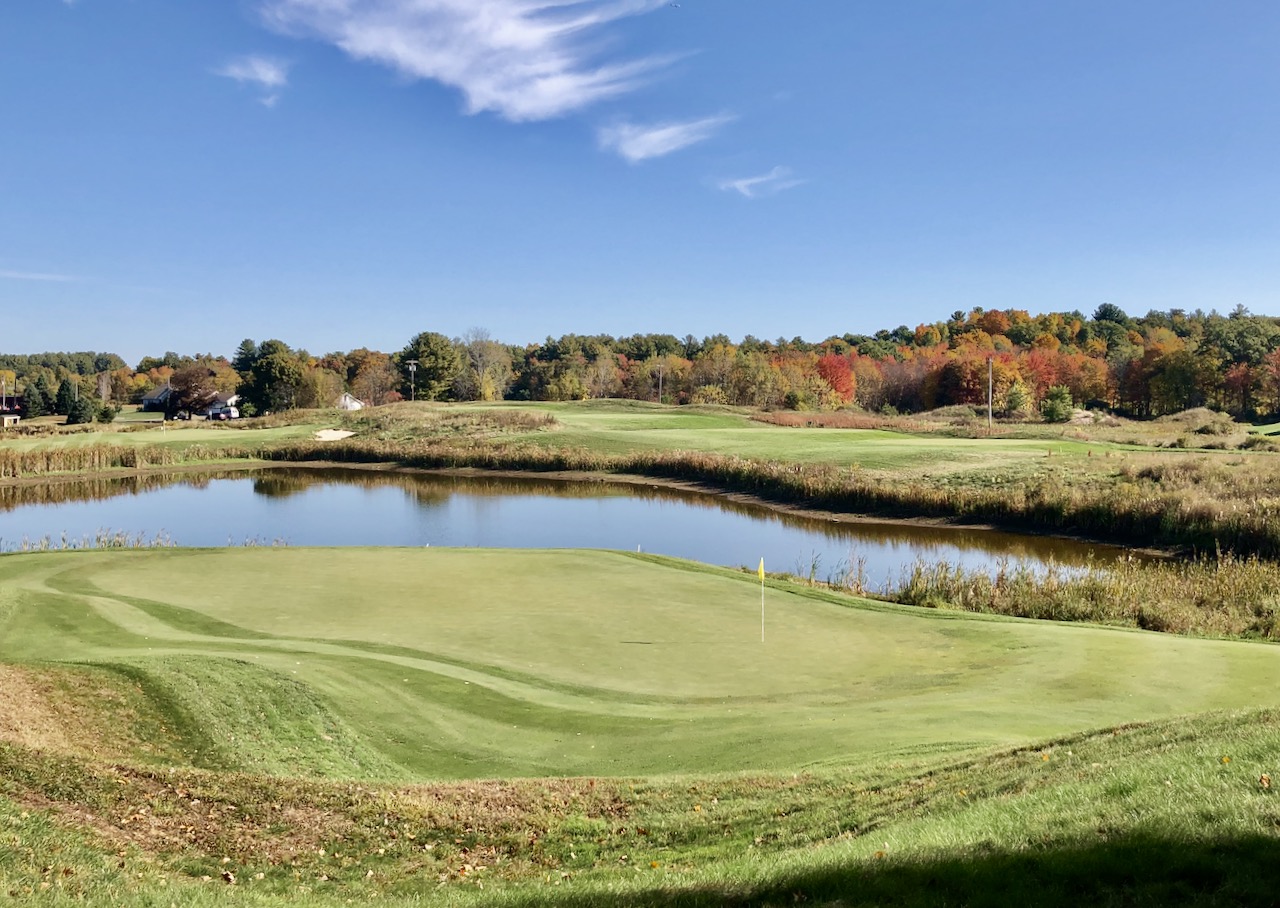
[2,547,1276,779]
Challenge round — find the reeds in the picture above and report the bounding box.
[3,529,176,552]
[849,553,1280,639]
[0,444,254,479]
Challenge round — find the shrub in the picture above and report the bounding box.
[1040,386,1073,423]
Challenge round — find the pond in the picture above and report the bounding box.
[0,467,1133,583]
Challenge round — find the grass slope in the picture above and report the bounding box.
[3,548,1278,781]
[2,706,1279,905]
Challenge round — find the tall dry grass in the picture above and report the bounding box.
[841,554,1280,639]
[0,444,254,479]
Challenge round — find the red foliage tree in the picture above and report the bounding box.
[816,354,856,403]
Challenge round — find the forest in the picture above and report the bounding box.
[5,303,1280,421]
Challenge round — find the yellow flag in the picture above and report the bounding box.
[757,558,765,581]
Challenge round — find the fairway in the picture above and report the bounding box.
[0,421,319,452]
[3,547,1278,781]
[492,401,1101,471]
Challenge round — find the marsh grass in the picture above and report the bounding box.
[0,443,255,478]
[842,553,1280,638]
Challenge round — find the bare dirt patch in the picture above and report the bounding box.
[0,665,72,752]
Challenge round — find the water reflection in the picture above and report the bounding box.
[0,467,1137,579]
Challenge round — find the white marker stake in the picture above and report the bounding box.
[758,557,766,643]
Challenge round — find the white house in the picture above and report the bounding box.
[337,393,365,411]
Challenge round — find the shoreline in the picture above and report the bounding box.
[0,458,1173,558]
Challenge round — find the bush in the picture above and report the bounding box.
[1040,386,1073,423]
[1002,381,1032,416]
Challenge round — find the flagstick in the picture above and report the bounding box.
[760,576,765,643]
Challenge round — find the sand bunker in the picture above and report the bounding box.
[313,429,355,441]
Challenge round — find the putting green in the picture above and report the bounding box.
[2,548,1277,780]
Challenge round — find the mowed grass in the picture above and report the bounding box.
[477,401,1101,472]
[3,548,1279,782]
[0,421,319,452]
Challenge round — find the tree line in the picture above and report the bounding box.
[6,305,1280,421]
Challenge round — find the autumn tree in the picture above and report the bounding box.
[169,364,223,415]
[816,354,856,404]
[350,351,401,406]
[454,329,514,401]
[295,365,344,409]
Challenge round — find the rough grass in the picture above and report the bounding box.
[2,705,1279,905]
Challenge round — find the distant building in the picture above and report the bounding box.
[338,393,366,411]
[0,395,22,428]
[140,384,173,412]
[199,393,240,418]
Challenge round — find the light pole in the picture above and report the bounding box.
[406,360,419,402]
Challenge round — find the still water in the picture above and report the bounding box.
[0,468,1130,582]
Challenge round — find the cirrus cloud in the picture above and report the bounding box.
[258,0,674,122]
[718,166,805,199]
[217,54,292,106]
[0,269,77,282]
[597,113,735,163]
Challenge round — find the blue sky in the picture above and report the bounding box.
[4,1,1280,365]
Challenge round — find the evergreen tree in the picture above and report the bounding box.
[22,382,46,417]
[66,394,100,425]
[232,338,258,376]
[31,373,55,416]
[54,378,77,416]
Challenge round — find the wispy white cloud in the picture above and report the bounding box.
[259,0,673,122]
[0,269,77,282]
[718,166,804,199]
[217,55,292,106]
[597,113,734,162]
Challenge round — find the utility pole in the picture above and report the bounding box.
[987,357,993,434]
[656,362,664,403]
[406,360,419,402]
